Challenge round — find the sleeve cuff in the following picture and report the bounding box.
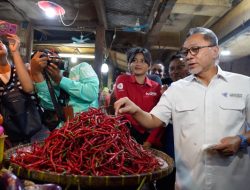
[35,80,48,91]
[59,77,71,89]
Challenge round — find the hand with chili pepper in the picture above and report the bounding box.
[114,97,140,115]
[114,97,164,129]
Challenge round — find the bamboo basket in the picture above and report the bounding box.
[4,143,174,188]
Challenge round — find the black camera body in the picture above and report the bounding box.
[39,49,67,70]
[47,56,65,70]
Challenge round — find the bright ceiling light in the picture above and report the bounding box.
[101,63,109,73]
[38,1,65,18]
[45,7,57,18]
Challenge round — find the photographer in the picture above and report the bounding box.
[0,34,46,146]
[30,51,99,128]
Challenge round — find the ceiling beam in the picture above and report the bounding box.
[93,0,108,29]
[147,31,181,49]
[33,19,97,28]
[33,24,96,33]
[106,8,144,17]
[211,0,250,40]
[146,0,161,31]
[7,0,30,21]
[144,0,177,49]
[172,0,231,16]
[149,0,177,36]
[150,45,180,50]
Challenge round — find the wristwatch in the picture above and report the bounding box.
[237,134,248,149]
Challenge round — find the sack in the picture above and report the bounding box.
[41,105,74,131]
[41,109,60,131]
[0,89,43,142]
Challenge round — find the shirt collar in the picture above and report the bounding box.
[216,66,228,82]
[185,65,228,85]
[130,75,152,87]
[145,76,153,87]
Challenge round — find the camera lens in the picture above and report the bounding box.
[48,56,65,70]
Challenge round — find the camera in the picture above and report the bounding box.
[38,49,67,70]
[47,56,66,70]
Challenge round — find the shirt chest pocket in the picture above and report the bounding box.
[175,102,199,126]
[219,100,245,110]
[219,99,245,126]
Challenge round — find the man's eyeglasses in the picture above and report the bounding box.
[179,45,216,57]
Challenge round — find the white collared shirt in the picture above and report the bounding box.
[151,66,250,190]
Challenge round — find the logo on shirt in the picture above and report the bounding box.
[146,92,157,96]
[117,83,123,90]
[222,92,228,97]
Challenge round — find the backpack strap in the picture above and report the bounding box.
[43,71,65,122]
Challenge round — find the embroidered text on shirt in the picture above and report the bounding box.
[229,93,242,98]
[146,92,157,96]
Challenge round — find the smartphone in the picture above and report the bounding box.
[0,20,17,36]
[202,144,218,151]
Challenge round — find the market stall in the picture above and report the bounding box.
[0,108,174,190]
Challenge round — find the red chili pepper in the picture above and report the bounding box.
[11,108,162,176]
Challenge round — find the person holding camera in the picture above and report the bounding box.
[0,34,46,147]
[30,51,100,128]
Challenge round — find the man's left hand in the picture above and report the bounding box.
[213,136,241,156]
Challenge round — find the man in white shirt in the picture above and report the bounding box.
[114,27,250,190]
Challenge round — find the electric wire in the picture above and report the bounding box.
[59,9,79,27]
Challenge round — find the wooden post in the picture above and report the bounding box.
[25,23,33,63]
[18,22,33,63]
[94,25,106,86]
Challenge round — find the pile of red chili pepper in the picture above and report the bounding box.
[10,108,162,176]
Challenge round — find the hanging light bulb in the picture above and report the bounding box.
[101,62,109,73]
[71,56,77,63]
[134,18,141,31]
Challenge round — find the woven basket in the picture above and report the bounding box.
[4,143,174,188]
